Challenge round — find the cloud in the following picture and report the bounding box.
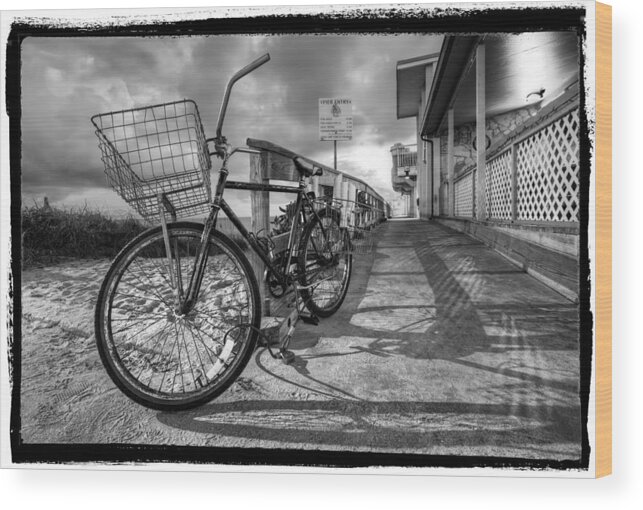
[19,33,441,216]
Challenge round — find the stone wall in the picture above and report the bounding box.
[439,104,540,179]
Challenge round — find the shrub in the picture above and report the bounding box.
[21,201,146,267]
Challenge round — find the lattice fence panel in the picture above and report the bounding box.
[485,150,513,220]
[515,109,580,222]
[455,171,475,217]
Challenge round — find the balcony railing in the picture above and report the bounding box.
[390,143,417,195]
[391,143,418,177]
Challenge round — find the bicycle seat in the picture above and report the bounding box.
[293,157,323,177]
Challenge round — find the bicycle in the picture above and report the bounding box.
[91,54,353,411]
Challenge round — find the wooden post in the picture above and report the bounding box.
[448,108,455,217]
[341,180,349,201]
[433,136,440,217]
[334,140,337,170]
[312,175,320,198]
[348,182,356,228]
[333,172,343,201]
[476,42,487,221]
[423,63,436,219]
[250,151,270,311]
[341,180,350,227]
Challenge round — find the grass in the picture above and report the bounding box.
[21,201,147,267]
[20,201,256,268]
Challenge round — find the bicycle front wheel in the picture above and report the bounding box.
[95,222,261,410]
[297,211,352,318]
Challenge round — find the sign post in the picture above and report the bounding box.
[319,98,352,170]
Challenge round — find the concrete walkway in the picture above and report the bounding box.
[159,218,581,459]
[20,218,581,460]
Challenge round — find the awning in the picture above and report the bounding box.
[420,32,580,137]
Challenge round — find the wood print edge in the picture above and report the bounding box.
[595,0,612,479]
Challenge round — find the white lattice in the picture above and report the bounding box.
[515,109,580,222]
[485,150,513,220]
[455,171,475,217]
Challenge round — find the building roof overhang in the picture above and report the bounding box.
[396,53,440,119]
[420,36,480,137]
[419,32,580,137]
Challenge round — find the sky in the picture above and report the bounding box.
[20,33,443,218]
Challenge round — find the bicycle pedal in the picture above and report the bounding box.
[279,349,295,365]
[300,314,319,326]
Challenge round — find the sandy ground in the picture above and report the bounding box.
[18,219,582,460]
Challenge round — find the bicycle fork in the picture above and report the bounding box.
[157,159,230,315]
[157,193,184,307]
[177,167,230,315]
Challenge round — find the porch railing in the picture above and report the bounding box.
[244,138,389,315]
[453,103,580,225]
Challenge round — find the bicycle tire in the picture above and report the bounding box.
[297,210,352,318]
[95,222,261,411]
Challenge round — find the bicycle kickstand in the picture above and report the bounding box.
[277,319,297,365]
[276,284,320,364]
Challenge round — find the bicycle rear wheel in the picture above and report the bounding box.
[297,211,352,317]
[95,222,261,411]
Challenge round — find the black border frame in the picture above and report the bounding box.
[6,3,592,471]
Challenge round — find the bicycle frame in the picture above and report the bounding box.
[93,52,356,408]
[149,51,332,315]
[176,152,328,315]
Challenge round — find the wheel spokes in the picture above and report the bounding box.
[105,229,256,399]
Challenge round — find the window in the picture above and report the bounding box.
[321,185,334,200]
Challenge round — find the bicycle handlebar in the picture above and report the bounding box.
[215,53,271,141]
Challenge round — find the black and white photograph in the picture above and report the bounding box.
[1,0,603,476]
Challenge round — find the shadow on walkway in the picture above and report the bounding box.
[157,398,580,457]
[160,219,581,459]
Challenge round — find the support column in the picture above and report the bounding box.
[476,42,487,221]
[416,115,426,220]
[408,186,417,218]
[312,175,320,198]
[423,63,436,219]
[448,108,455,217]
[422,140,432,220]
[433,136,440,217]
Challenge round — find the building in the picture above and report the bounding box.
[394,33,581,300]
[390,142,418,217]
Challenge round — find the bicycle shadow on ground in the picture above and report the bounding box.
[155,398,581,458]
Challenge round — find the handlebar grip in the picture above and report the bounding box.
[233,53,271,82]
[251,53,271,70]
[215,53,271,140]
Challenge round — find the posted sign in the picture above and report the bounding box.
[319,98,352,141]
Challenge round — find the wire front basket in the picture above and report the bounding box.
[91,99,212,221]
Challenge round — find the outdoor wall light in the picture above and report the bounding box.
[526,88,546,102]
